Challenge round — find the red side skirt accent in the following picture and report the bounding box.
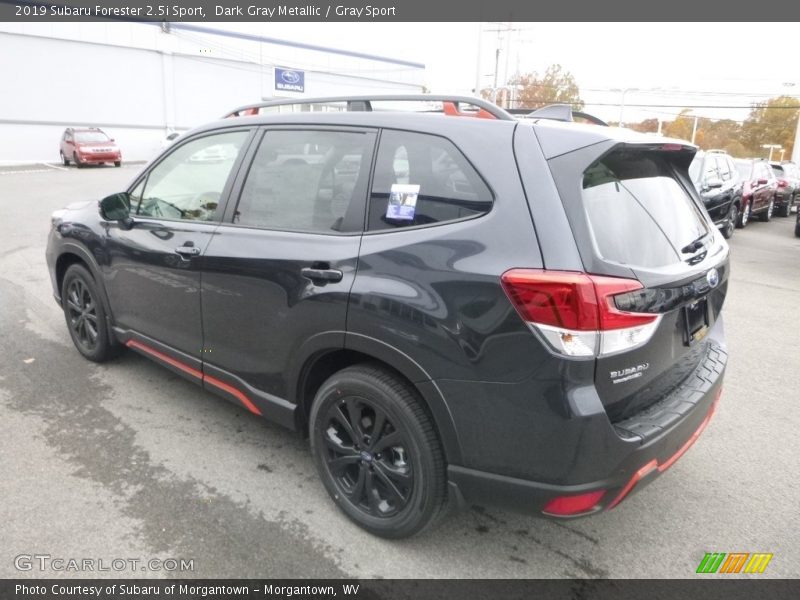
[125,340,262,416]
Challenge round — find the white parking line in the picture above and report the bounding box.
[41,162,67,172]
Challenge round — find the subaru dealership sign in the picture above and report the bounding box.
[275,67,305,93]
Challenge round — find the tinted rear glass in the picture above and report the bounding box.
[581,150,710,268]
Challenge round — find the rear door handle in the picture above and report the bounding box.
[174,245,201,257]
[301,267,343,283]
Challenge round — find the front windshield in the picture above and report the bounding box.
[75,131,110,143]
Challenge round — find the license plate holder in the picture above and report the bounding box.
[683,298,709,346]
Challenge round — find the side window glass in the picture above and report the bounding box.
[128,178,145,214]
[703,157,719,182]
[368,130,493,231]
[234,129,373,233]
[137,131,248,222]
[717,157,731,181]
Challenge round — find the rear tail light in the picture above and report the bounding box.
[501,269,661,358]
[542,490,606,516]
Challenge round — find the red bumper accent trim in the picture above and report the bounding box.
[126,340,203,379]
[125,340,262,417]
[607,387,722,510]
[204,374,262,416]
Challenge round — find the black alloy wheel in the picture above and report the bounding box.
[310,365,447,538]
[61,264,118,362]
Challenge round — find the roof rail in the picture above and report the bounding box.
[223,95,516,121]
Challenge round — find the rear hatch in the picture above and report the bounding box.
[545,140,729,421]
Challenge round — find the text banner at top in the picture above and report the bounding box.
[3,0,800,22]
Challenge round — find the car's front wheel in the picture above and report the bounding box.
[61,264,118,362]
[721,202,738,239]
[310,364,447,538]
[73,152,84,169]
[114,161,121,168]
[737,200,751,228]
[760,198,774,222]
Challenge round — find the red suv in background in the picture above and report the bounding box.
[60,128,122,168]
[733,158,777,226]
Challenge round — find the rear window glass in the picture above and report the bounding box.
[367,130,493,231]
[581,151,710,268]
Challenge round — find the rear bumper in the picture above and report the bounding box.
[446,339,727,517]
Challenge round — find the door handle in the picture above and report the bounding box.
[301,267,343,283]
[174,245,201,257]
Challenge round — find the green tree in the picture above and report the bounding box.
[489,64,583,110]
[740,96,800,158]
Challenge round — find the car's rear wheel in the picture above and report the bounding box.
[796,212,800,237]
[310,364,447,538]
[760,198,774,222]
[780,196,792,217]
[60,151,69,166]
[737,200,750,228]
[114,161,121,168]
[721,203,737,239]
[61,264,118,362]
[73,153,84,169]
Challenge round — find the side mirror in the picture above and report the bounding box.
[99,193,134,229]
[705,177,723,189]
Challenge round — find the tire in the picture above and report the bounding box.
[759,198,774,222]
[737,200,751,229]
[73,152,84,169]
[795,217,800,238]
[60,151,70,167]
[780,194,793,217]
[721,202,737,239]
[114,161,121,168]
[61,264,118,362]
[309,364,447,539]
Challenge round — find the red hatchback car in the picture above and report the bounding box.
[59,127,122,168]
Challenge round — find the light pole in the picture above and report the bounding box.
[611,87,639,127]
[762,144,782,161]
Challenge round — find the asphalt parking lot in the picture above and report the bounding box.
[1,164,798,579]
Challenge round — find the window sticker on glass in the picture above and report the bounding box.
[386,184,420,221]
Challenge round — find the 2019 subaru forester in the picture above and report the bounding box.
[46,96,727,538]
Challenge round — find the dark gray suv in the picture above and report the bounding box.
[46,96,728,538]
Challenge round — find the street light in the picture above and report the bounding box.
[762,144,782,161]
[610,87,639,127]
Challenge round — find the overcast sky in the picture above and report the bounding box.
[227,22,800,124]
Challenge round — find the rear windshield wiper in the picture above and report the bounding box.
[681,232,709,254]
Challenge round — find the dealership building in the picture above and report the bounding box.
[0,22,425,164]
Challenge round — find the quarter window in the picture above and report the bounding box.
[234,129,374,233]
[368,130,492,231]
[136,131,249,222]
